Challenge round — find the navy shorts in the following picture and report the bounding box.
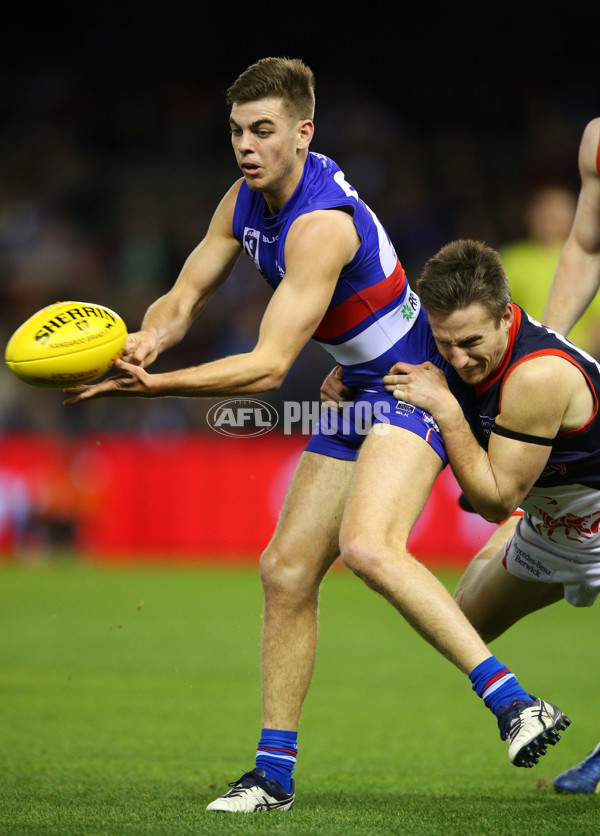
[304,388,447,465]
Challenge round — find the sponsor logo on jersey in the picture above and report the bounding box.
[423,412,441,433]
[395,400,415,415]
[243,228,260,264]
[401,292,419,321]
[532,505,600,543]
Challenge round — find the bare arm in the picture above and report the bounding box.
[384,356,586,521]
[64,209,360,402]
[543,117,600,336]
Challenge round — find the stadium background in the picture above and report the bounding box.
[1,4,599,564]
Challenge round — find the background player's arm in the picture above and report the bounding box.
[65,209,359,402]
[384,358,574,522]
[543,118,600,336]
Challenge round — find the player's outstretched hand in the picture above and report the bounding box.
[63,358,155,404]
[320,365,354,408]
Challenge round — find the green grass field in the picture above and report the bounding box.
[1,558,599,835]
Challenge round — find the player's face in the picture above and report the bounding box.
[229,98,312,209]
[427,303,513,384]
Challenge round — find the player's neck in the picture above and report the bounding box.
[263,154,307,216]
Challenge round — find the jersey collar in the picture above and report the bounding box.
[474,304,522,397]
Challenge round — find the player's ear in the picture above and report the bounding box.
[500,303,513,331]
[297,120,314,150]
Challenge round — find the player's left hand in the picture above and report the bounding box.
[383,361,453,416]
[63,358,156,404]
[320,365,354,408]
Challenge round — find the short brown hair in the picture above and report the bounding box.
[226,57,316,122]
[416,239,512,323]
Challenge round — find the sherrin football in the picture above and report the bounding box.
[5,301,127,388]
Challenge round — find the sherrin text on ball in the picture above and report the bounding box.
[5,301,128,388]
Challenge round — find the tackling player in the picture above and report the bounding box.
[383,238,600,795]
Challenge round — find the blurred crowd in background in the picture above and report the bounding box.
[1,59,599,437]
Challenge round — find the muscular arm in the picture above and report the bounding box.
[543,118,600,336]
[384,356,588,522]
[65,208,359,401]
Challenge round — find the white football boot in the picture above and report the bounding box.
[498,698,571,767]
[206,768,294,812]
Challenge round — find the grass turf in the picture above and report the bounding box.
[1,558,599,834]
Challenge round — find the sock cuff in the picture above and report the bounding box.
[469,656,512,696]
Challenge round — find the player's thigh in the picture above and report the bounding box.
[341,424,443,549]
[265,450,354,575]
[459,550,564,639]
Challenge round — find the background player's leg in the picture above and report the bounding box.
[456,546,565,642]
[454,515,520,611]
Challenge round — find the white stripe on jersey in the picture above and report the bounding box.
[365,203,398,276]
[526,311,600,373]
[313,288,421,366]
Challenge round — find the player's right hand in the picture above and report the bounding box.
[121,330,160,368]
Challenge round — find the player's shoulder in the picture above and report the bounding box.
[287,206,359,251]
[581,117,600,145]
[213,179,245,218]
[205,179,246,240]
[506,351,583,394]
[579,118,600,176]
[221,178,245,206]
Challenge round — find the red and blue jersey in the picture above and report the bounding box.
[475,305,600,491]
[232,152,460,392]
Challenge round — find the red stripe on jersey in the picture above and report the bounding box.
[313,260,406,340]
[475,305,522,397]
[502,535,516,567]
[496,348,599,433]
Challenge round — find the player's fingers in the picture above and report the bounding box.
[388,361,416,375]
[63,385,99,405]
[383,373,405,389]
[320,384,340,404]
[63,365,138,403]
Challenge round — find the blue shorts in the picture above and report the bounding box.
[304,388,448,465]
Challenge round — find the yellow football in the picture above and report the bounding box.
[5,301,128,388]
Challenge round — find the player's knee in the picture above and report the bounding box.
[455,588,500,642]
[340,533,407,584]
[259,543,318,602]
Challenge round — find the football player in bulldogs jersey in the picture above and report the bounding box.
[385,236,600,794]
[65,59,569,811]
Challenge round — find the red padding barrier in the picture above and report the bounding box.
[0,434,497,565]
